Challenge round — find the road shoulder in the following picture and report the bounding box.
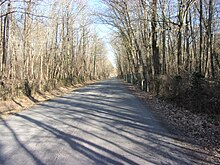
[123,81,220,164]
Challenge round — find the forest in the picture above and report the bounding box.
[0,0,113,102]
[0,0,219,163]
[0,0,219,115]
[99,0,220,115]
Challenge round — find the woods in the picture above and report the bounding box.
[0,1,219,162]
[0,0,113,100]
[100,0,220,114]
[0,0,219,114]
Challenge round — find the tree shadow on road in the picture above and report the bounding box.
[0,80,218,164]
[14,113,139,165]
[0,119,44,165]
[35,80,217,164]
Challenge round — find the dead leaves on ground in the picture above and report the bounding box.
[125,82,220,161]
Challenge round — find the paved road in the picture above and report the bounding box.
[0,79,214,165]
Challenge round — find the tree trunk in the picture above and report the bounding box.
[199,0,203,73]
[151,0,160,76]
[162,0,166,74]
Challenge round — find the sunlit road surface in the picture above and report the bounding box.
[0,79,213,165]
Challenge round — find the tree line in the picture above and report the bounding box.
[0,0,113,100]
[100,0,220,114]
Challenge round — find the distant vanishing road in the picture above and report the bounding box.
[0,79,213,165]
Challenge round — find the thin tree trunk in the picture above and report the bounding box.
[2,1,10,77]
[162,0,166,74]
[199,0,203,73]
[209,0,214,78]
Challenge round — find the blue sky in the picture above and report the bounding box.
[88,0,116,67]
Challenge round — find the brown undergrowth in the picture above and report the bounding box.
[0,80,96,119]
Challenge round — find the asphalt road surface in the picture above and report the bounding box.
[0,79,214,165]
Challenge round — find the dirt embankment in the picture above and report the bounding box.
[0,80,96,119]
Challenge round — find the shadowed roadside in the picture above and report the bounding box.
[0,79,215,165]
